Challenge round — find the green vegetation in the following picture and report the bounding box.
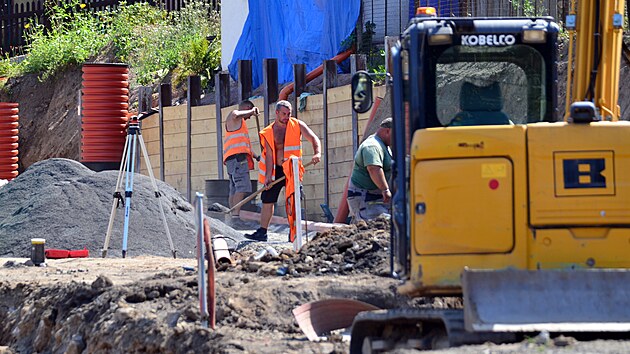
[0,0,220,87]
[342,21,386,75]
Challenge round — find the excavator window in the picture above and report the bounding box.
[434,44,546,127]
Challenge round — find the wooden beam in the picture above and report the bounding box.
[263,58,279,126]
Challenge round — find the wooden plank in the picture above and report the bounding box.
[192,105,217,120]
[190,119,215,134]
[191,133,218,149]
[191,146,218,162]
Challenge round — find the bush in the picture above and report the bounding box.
[0,1,221,87]
[20,0,110,79]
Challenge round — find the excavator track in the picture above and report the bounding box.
[349,308,516,353]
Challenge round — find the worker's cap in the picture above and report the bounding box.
[380,117,393,128]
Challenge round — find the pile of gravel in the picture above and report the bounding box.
[232,216,391,276]
[0,158,244,258]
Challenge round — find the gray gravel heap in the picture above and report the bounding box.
[0,158,244,258]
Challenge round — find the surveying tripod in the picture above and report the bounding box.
[102,109,177,258]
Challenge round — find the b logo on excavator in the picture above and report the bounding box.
[563,158,606,189]
[554,151,614,196]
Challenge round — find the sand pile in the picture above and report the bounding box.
[0,158,244,258]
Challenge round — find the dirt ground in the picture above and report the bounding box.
[0,218,629,354]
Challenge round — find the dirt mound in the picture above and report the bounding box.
[0,260,409,354]
[0,158,243,258]
[0,67,83,173]
[232,216,391,277]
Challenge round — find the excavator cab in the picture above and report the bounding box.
[350,6,630,352]
[386,15,559,283]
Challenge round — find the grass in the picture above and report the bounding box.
[1,0,220,88]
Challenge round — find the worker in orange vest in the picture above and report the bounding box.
[245,100,321,242]
[223,100,259,229]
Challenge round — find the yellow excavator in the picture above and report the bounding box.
[350,2,629,352]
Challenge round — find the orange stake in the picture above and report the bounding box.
[203,219,217,329]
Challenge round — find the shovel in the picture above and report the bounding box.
[211,160,315,214]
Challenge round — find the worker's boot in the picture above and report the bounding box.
[244,227,268,242]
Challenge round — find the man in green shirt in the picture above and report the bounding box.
[347,117,393,221]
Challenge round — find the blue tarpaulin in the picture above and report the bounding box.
[228,0,361,89]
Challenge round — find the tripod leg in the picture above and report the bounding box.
[138,134,177,259]
[103,134,131,258]
[122,134,138,258]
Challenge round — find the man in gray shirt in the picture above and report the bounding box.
[347,117,393,221]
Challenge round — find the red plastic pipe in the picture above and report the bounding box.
[0,102,19,180]
[80,63,130,163]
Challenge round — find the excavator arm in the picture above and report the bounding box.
[565,0,626,120]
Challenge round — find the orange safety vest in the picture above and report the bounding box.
[223,118,254,170]
[258,117,303,184]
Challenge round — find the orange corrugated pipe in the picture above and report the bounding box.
[278,47,355,101]
[0,102,19,180]
[81,63,130,163]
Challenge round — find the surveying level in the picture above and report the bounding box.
[102,109,177,258]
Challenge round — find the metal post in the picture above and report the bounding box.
[322,60,337,209]
[159,83,172,181]
[293,64,306,119]
[215,71,230,179]
[238,60,252,102]
[194,192,208,328]
[263,58,279,126]
[137,86,151,174]
[291,157,303,251]
[187,75,201,201]
[350,54,367,154]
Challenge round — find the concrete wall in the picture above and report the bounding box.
[140,84,386,221]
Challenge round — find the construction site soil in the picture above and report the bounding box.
[0,40,629,353]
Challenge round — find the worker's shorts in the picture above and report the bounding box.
[226,154,252,196]
[347,182,391,222]
[261,165,285,203]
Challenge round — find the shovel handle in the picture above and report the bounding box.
[255,114,263,156]
[227,160,315,214]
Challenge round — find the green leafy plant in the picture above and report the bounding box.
[21,0,111,79]
[0,0,221,87]
[515,0,547,17]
